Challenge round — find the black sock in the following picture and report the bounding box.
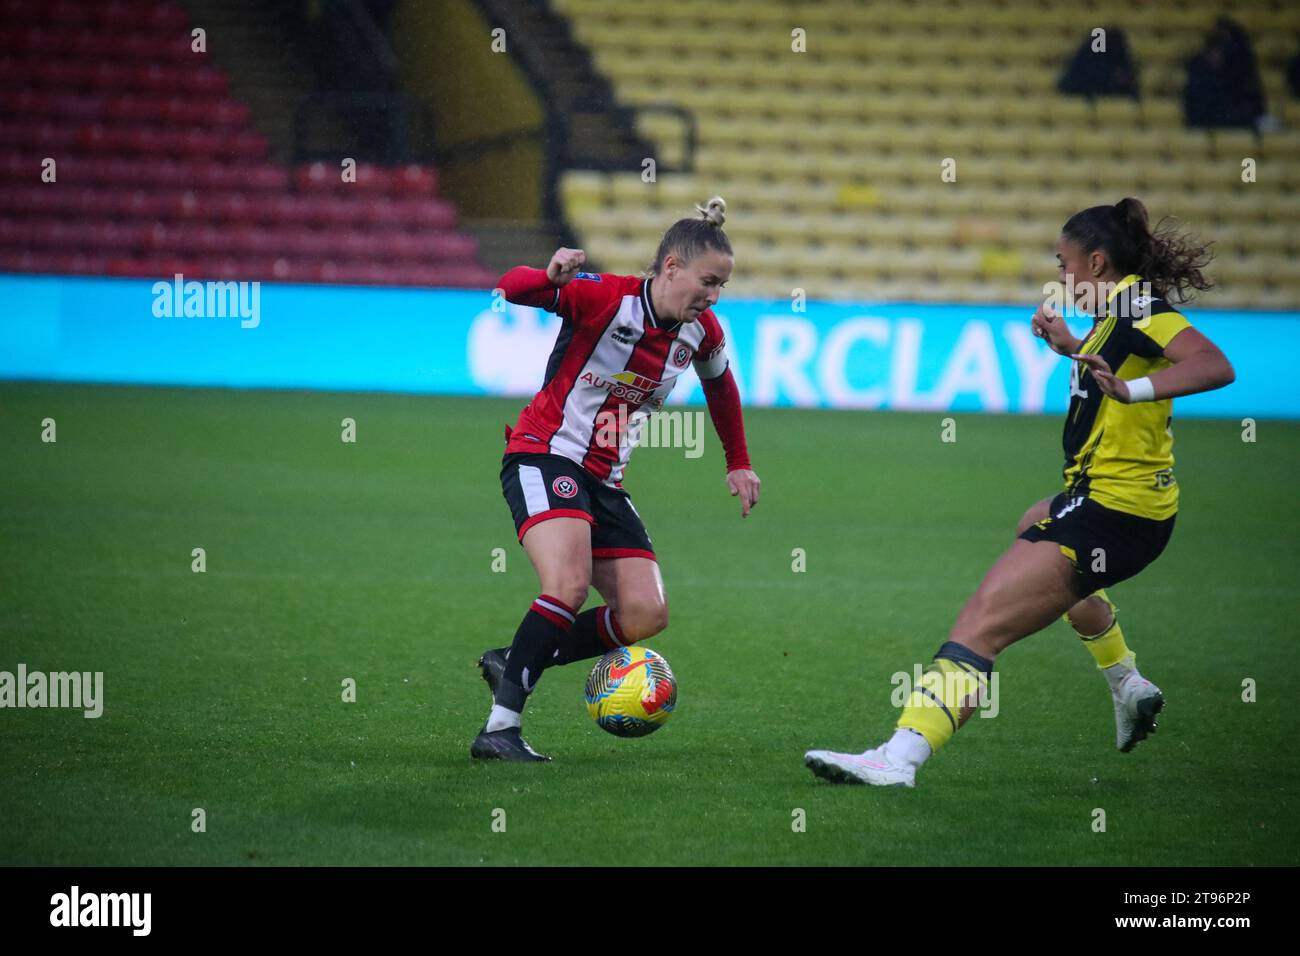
[552,606,626,666]
[934,640,994,678]
[496,594,577,712]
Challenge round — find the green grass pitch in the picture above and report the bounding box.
[1,382,1296,866]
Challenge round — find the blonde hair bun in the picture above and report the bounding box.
[696,196,726,227]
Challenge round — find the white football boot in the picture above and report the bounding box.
[804,746,916,787]
[1111,668,1164,753]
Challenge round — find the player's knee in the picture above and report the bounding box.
[619,599,668,641]
[545,575,590,613]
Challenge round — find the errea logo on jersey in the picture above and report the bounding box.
[611,324,636,344]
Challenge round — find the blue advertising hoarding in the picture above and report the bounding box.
[1,273,1293,419]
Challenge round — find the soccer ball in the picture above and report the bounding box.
[584,647,677,737]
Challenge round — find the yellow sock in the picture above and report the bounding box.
[1069,589,1135,669]
[897,654,989,754]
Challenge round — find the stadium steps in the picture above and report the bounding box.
[471,0,655,170]
[173,0,342,165]
[461,220,581,281]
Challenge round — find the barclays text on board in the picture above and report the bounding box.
[0,274,1293,419]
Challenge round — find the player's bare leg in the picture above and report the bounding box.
[477,516,591,688]
[471,518,592,762]
[592,557,668,642]
[522,517,594,609]
[949,539,1084,659]
[1015,498,1165,751]
[516,555,669,675]
[479,549,668,714]
[806,540,1084,786]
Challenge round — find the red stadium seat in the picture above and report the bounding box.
[0,90,54,118]
[243,164,289,191]
[392,164,438,196]
[209,192,257,225]
[210,100,251,127]
[399,198,457,230]
[331,232,376,260]
[254,227,315,257]
[426,232,478,259]
[9,251,111,275]
[359,198,403,227]
[353,163,394,192]
[0,0,494,287]
[338,262,396,285]
[6,120,77,150]
[137,221,171,253]
[375,231,478,261]
[295,161,395,194]
[78,221,120,251]
[308,196,357,227]
[104,95,151,124]
[256,195,307,226]
[375,232,422,260]
[294,162,333,193]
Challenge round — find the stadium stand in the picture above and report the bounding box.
[0,0,498,288]
[551,0,1300,309]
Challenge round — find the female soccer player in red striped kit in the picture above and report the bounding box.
[472,197,761,762]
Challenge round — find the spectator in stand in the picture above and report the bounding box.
[1058,26,1139,99]
[1184,17,1266,129]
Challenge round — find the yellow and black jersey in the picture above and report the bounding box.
[1061,273,1191,521]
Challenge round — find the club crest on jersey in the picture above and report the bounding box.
[671,344,692,368]
[580,370,662,404]
[552,477,579,499]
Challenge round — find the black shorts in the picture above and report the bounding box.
[500,452,656,561]
[1018,492,1175,593]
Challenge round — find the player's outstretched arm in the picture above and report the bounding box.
[701,367,760,517]
[496,248,587,307]
[1072,327,1235,404]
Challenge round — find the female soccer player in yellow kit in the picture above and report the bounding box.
[806,198,1235,787]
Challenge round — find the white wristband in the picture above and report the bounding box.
[1126,376,1156,403]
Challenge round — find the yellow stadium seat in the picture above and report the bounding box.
[1093,98,1142,127]
[549,0,1295,308]
[1140,97,1184,129]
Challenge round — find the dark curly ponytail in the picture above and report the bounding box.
[1062,198,1215,303]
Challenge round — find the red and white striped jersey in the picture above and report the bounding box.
[505,273,729,484]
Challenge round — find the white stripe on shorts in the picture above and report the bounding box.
[518,464,550,516]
